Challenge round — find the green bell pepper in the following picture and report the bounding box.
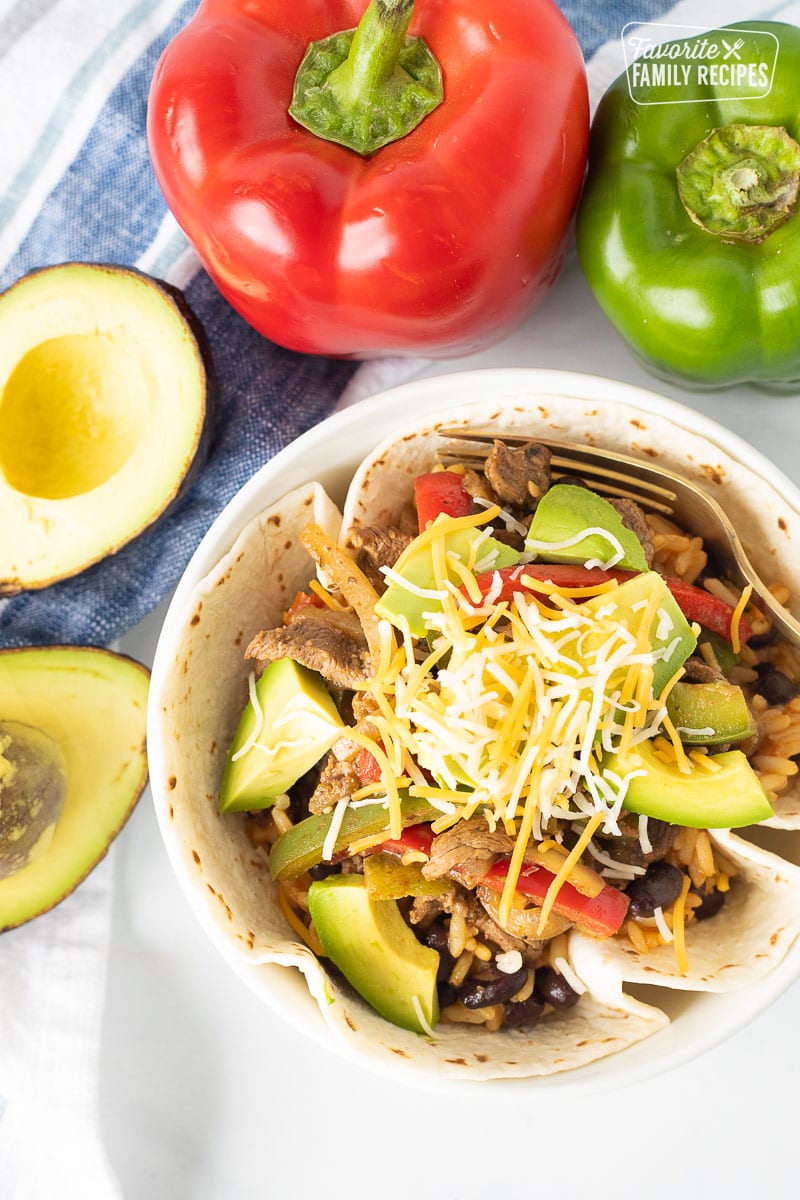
[577,21,800,390]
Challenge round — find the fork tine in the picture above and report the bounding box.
[436,428,800,646]
[437,433,678,514]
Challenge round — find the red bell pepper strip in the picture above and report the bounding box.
[355,746,384,785]
[414,471,472,531]
[147,1,589,358]
[469,564,754,646]
[481,857,630,938]
[373,822,435,857]
[285,590,325,621]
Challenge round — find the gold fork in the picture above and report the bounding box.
[438,429,800,647]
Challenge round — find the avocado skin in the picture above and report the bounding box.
[308,875,439,1034]
[611,738,773,828]
[0,646,149,931]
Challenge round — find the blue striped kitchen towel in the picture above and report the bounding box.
[0,0,727,649]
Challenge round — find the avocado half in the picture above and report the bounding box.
[0,645,150,930]
[0,263,209,591]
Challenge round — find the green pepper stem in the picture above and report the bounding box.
[676,124,800,244]
[333,1,414,102]
[289,0,443,156]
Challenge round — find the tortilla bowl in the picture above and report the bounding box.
[148,368,800,1091]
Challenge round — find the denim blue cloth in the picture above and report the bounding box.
[0,0,677,649]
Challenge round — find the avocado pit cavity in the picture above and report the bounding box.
[0,334,145,499]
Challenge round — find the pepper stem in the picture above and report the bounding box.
[676,124,800,243]
[289,0,443,156]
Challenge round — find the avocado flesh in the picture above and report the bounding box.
[580,571,696,696]
[0,263,208,591]
[0,646,149,931]
[525,484,649,571]
[308,875,440,1034]
[666,681,755,745]
[269,795,443,881]
[0,722,67,878]
[375,522,520,638]
[608,737,773,828]
[219,658,342,813]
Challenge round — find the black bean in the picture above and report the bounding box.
[534,966,580,1010]
[625,861,685,919]
[308,862,341,880]
[437,982,458,1009]
[503,995,544,1029]
[747,627,777,650]
[755,663,798,706]
[459,966,529,1009]
[693,887,726,921]
[423,920,455,981]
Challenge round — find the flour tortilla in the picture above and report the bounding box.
[337,396,800,997]
[152,480,669,1081]
[340,394,800,828]
[153,392,800,1082]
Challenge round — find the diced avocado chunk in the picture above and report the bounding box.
[581,571,696,696]
[375,521,520,638]
[220,658,341,813]
[308,875,440,1034]
[666,681,755,745]
[269,795,442,881]
[525,484,649,571]
[607,738,772,828]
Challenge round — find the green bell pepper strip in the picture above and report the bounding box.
[576,21,800,390]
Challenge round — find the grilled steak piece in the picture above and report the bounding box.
[348,524,414,593]
[608,497,655,566]
[308,746,362,815]
[681,655,725,684]
[410,885,543,965]
[483,440,551,509]
[246,607,371,690]
[421,818,515,886]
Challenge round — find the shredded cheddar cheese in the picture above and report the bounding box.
[671,874,692,975]
[730,583,753,654]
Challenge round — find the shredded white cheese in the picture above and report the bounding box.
[321,794,350,863]
[411,994,436,1038]
[496,950,524,974]
[230,671,264,761]
[553,956,587,995]
[653,905,674,943]
[525,527,625,569]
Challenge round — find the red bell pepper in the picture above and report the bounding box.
[469,565,754,646]
[376,822,435,857]
[414,471,471,531]
[481,858,630,938]
[147,1,588,358]
[355,746,384,784]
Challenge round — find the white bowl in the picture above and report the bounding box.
[147,367,800,1094]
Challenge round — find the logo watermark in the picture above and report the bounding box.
[622,23,779,105]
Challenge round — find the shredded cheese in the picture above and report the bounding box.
[536,810,605,935]
[230,671,264,762]
[730,583,753,654]
[671,875,692,975]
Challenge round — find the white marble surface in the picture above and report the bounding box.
[108,252,800,1199]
